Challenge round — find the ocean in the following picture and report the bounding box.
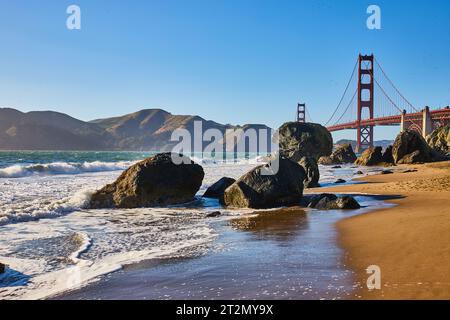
[0,151,389,300]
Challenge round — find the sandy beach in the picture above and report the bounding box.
[314,161,450,299]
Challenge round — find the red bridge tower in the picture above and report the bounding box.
[356,54,374,153]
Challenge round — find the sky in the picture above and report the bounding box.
[0,0,449,141]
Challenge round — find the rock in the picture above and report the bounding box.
[222,158,306,209]
[392,130,433,164]
[89,153,204,209]
[0,262,5,274]
[334,196,361,209]
[426,124,450,157]
[318,156,334,165]
[381,170,394,175]
[206,211,221,218]
[334,179,346,184]
[298,156,320,188]
[309,194,360,210]
[402,169,418,173]
[355,146,383,166]
[277,122,333,162]
[331,144,357,164]
[381,145,395,164]
[307,193,337,208]
[203,177,236,199]
[332,165,342,169]
[355,170,364,175]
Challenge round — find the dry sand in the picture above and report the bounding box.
[313,161,450,300]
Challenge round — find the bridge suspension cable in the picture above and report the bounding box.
[374,57,418,113]
[324,58,358,126]
[332,88,357,126]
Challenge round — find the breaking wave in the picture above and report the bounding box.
[0,161,135,178]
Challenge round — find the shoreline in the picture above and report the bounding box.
[313,161,450,299]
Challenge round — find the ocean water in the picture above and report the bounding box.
[0,151,387,300]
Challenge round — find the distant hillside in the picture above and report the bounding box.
[335,139,394,150]
[0,108,272,152]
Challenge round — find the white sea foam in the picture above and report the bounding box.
[0,161,135,178]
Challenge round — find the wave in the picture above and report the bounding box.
[0,161,135,178]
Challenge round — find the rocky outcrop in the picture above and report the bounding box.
[0,262,5,274]
[277,122,333,162]
[381,145,395,164]
[203,177,236,199]
[89,153,204,208]
[308,194,360,210]
[426,124,450,158]
[331,144,357,164]
[298,156,320,188]
[355,146,383,166]
[392,130,433,164]
[222,158,306,209]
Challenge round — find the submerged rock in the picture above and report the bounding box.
[355,146,383,166]
[334,179,346,184]
[277,122,333,162]
[298,156,320,188]
[381,170,394,175]
[222,158,306,209]
[355,170,364,175]
[0,262,5,274]
[308,194,361,210]
[89,153,204,209]
[426,124,450,157]
[392,130,433,164]
[206,211,221,218]
[203,177,236,199]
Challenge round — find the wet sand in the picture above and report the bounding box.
[56,198,389,300]
[314,161,450,299]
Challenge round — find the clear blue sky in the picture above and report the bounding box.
[0,0,449,141]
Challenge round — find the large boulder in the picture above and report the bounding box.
[318,156,333,165]
[426,124,450,157]
[89,153,204,208]
[355,147,383,166]
[298,156,320,188]
[203,177,236,199]
[222,158,306,209]
[330,144,357,164]
[392,130,433,164]
[277,122,333,162]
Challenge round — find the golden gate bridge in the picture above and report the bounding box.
[300,54,450,153]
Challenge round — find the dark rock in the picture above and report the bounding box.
[355,170,364,175]
[334,196,361,209]
[381,145,395,164]
[381,170,394,175]
[332,165,342,169]
[89,153,204,208]
[277,122,333,162]
[426,124,450,157]
[307,193,338,208]
[331,144,357,164]
[298,156,320,188]
[222,158,306,209]
[392,130,433,164]
[203,177,236,199]
[309,195,360,210]
[0,262,5,274]
[206,211,221,218]
[355,146,383,166]
[334,179,346,184]
[402,169,418,173]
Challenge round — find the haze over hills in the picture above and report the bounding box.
[0,107,273,152]
[335,139,394,150]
